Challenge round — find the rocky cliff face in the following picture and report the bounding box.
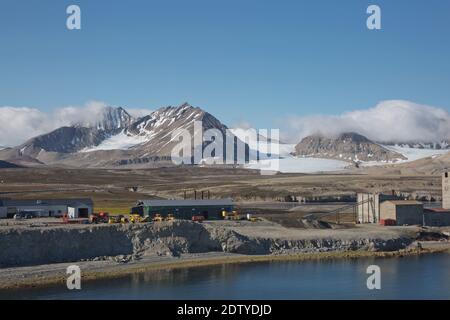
[0,221,415,268]
[294,132,407,162]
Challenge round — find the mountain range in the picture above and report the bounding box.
[0,102,449,172]
[0,103,244,168]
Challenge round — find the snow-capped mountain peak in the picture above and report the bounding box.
[81,106,134,131]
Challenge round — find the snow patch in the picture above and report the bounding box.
[246,156,349,173]
[360,145,449,167]
[81,131,149,152]
[382,145,449,161]
[230,128,295,157]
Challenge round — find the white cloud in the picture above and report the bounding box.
[231,120,253,130]
[0,101,153,147]
[126,108,153,118]
[284,100,450,144]
[2,99,449,148]
[0,107,55,147]
[53,101,112,127]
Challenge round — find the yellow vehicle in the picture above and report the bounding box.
[108,216,119,224]
[108,215,128,224]
[152,214,164,222]
[224,210,240,220]
[166,214,175,221]
[130,214,142,223]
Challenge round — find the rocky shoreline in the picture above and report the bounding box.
[0,220,418,268]
[1,219,448,290]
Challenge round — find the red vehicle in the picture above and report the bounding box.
[89,211,110,224]
[192,215,205,223]
[380,219,396,226]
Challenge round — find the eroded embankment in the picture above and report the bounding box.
[0,221,415,268]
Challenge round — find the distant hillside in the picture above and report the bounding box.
[361,151,450,175]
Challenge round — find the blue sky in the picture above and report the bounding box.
[1,0,450,128]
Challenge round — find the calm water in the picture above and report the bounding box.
[2,253,449,300]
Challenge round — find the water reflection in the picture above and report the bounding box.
[1,253,449,300]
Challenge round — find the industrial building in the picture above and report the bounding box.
[443,171,450,209]
[357,192,402,224]
[416,170,450,226]
[132,199,234,220]
[424,208,450,227]
[357,186,450,226]
[0,199,93,219]
[379,200,424,226]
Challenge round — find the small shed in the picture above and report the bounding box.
[380,200,423,226]
[67,201,92,218]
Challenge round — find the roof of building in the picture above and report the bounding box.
[0,198,93,207]
[383,200,423,206]
[424,208,450,213]
[136,199,234,207]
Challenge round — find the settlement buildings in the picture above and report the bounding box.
[357,193,424,225]
[357,171,450,226]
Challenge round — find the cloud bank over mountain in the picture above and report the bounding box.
[284,100,450,144]
[0,101,152,147]
[1,99,450,147]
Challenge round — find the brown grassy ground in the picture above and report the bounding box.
[0,167,441,216]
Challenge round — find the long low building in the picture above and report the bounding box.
[0,199,93,218]
[132,199,234,220]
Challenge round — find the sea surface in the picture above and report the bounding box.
[1,253,449,300]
